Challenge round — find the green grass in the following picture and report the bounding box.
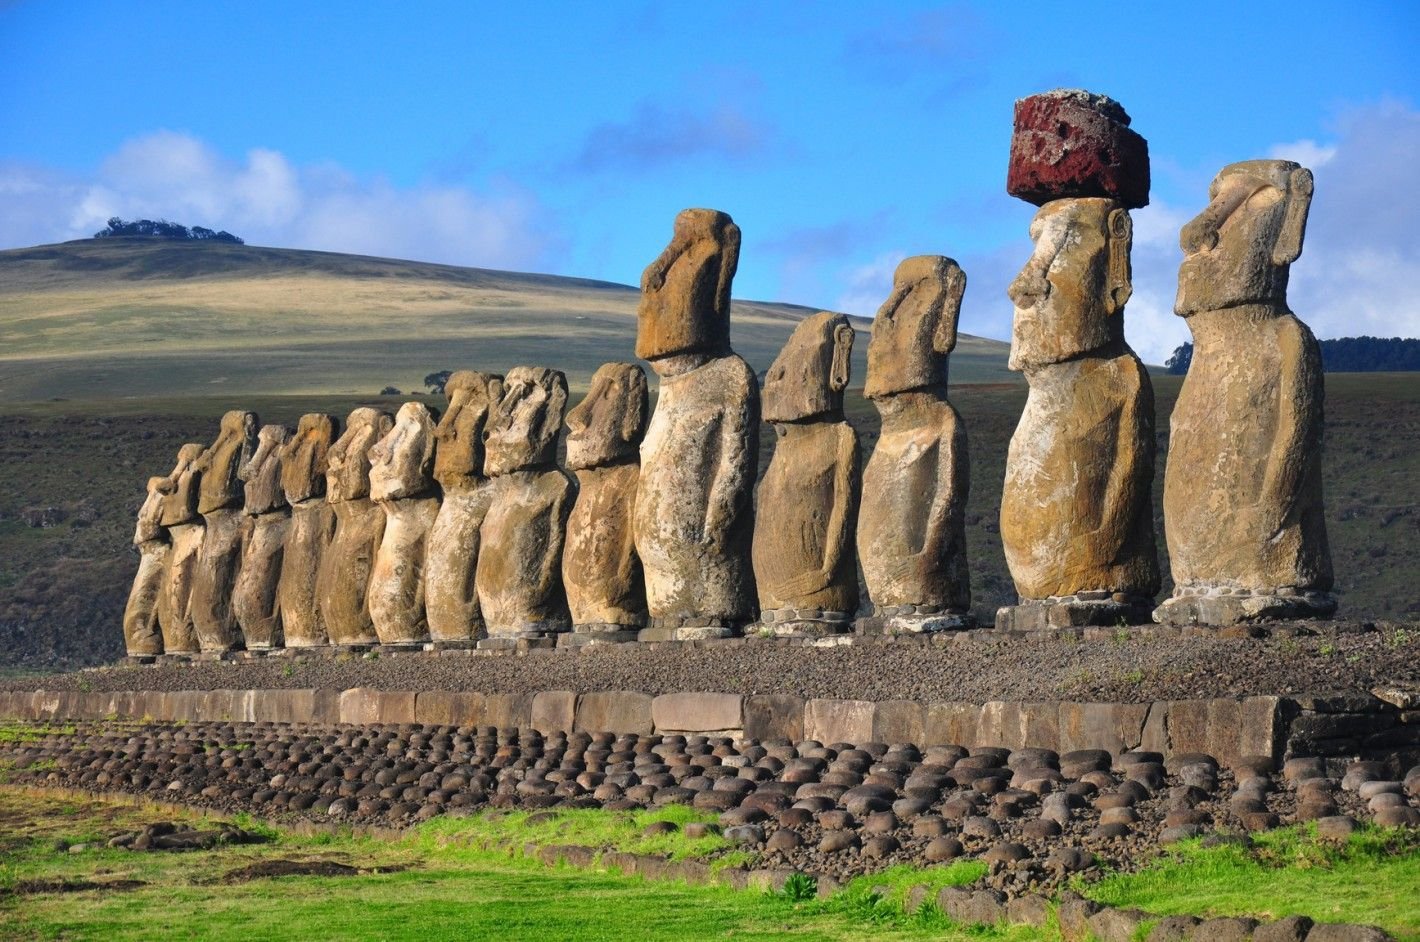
[1080,823,1420,940]
[0,788,1049,942]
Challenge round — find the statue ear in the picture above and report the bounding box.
[830,323,855,392]
[933,266,965,354]
[1272,167,1313,266]
[622,371,649,443]
[1107,208,1133,312]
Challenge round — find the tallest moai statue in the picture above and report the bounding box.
[1154,160,1334,625]
[998,90,1160,630]
[633,208,759,639]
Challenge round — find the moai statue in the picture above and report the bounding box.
[155,443,205,654]
[317,407,393,645]
[998,90,1159,630]
[633,208,759,639]
[367,401,440,644]
[475,367,575,642]
[276,413,338,647]
[1155,159,1334,625]
[426,371,503,643]
[754,313,861,636]
[856,258,973,632]
[121,475,169,657]
[189,410,258,652]
[231,424,292,649]
[563,362,649,643]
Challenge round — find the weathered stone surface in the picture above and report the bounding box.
[338,687,415,726]
[1007,88,1149,209]
[122,476,169,656]
[1157,159,1332,626]
[232,424,292,649]
[427,371,502,642]
[530,690,578,733]
[753,313,860,626]
[1000,198,1159,613]
[477,368,575,637]
[575,691,654,735]
[634,209,758,635]
[744,694,805,742]
[652,692,743,733]
[857,257,971,624]
[318,408,393,645]
[251,689,317,724]
[805,698,874,745]
[190,411,258,652]
[874,700,926,745]
[925,701,978,747]
[413,690,487,727]
[1058,702,1148,754]
[368,402,440,644]
[276,414,338,647]
[563,363,648,630]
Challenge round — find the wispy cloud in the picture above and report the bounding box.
[571,102,772,173]
[0,130,558,270]
[843,3,995,95]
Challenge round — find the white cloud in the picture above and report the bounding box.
[833,251,907,317]
[0,131,556,270]
[1267,138,1337,169]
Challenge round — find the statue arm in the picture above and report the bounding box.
[701,400,754,545]
[539,477,574,598]
[775,428,859,600]
[1074,367,1149,569]
[1257,322,1322,536]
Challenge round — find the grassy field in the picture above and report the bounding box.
[0,238,1015,399]
[1,372,1416,670]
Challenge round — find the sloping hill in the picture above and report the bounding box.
[0,238,1015,400]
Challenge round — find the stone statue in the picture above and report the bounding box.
[998,198,1160,628]
[476,367,575,642]
[121,474,169,657]
[754,312,860,636]
[856,257,973,632]
[426,371,503,643]
[155,443,205,654]
[633,208,759,638]
[189,410,258,652]
[367,401,440,644]
[1155,159,1334,625]
[317,407,393,645]
[231,424,292,649]
[276,413,338,647]
[563,362,648,642]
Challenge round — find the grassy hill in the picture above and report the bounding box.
[0,238,1016,401]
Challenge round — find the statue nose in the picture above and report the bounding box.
[1008,269,1045,307]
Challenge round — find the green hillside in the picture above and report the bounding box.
[0,238,1015,400]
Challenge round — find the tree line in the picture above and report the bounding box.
[1165,336,1420,374]
[92,217,244,244]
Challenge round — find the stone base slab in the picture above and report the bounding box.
[1154,591,1338,626]
[996,597,1153,631]
[476,636,557,652]
[557,630,641,648]
[856,613,975,635]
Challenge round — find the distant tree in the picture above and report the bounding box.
[1165,342,1193,375]
[424,370,453,395]
[379,386,402,396]
[93,217,243,244]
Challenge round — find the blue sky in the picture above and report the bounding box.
[2,0,1416,363]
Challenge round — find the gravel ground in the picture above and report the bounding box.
[5,621,1418,702]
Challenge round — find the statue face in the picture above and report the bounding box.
[863,256,964,399]
[326,408,393,503]
[483,367,568,476]
[635,208,740,361]
[763,312,855,422]
[565,362,647,470]
[1176,159,1312,316]
[369,402,438,502]
[195,410,258,514]
[134,475,168,544]
[279,413,338,505]
[239,424,292,515]
[158,443,206,527]
[432,371,502,487]
[1007,198,1130,371]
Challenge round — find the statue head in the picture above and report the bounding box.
[326,407,394,503]
[763,312,855,422]
[864,256,965,399]
[1007,198,1132,371]
[565,362,648,471]
[1176,159,1313,316]
[279,413,338,505]
[432,370,503,488]
[483,366,568,477]
[239,424,293,515]
[194,410,258,514]
[134,475,168,545]
[635,208,740,362]
[369,401,439,502]
[157,442,206,527]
